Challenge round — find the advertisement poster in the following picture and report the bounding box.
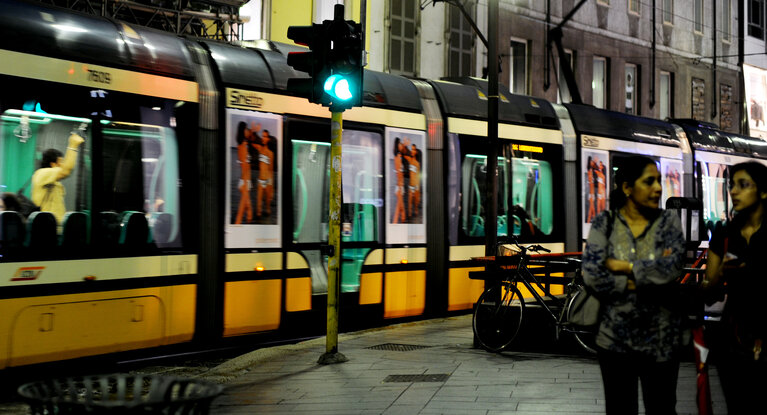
[660,158,684,207]
[385,127,426,244]
[582,149,609,238]
[744,63,767,140]
[225,109,282,248]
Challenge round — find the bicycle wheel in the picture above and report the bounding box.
[473,283,525,352]
[566,287,598,354]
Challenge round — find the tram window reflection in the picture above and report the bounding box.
[458,146,554,241]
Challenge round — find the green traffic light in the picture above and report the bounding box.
[323,74,353,101]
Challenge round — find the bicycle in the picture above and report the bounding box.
[471,236,597,354]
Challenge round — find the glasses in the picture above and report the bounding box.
[728,180,756,191]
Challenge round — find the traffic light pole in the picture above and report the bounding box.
[318,109,348,365]
[287,3,361,364]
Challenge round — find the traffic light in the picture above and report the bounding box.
[286,23,329,105]
[286,4,364,111]
[324,5,364,110]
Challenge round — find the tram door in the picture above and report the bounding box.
[291,127,383,295]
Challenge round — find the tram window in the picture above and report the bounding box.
[700,161,730,238]
[292,140,331,244]
[457,144,554,240]
[292,131,383,244]
[100,120,182,248]
[0,76,189,259]
[0,110,92,258]
[341,130,383,243]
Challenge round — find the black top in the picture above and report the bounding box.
[709,221,767,350]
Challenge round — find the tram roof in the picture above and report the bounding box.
[206,40,422,113]
[671,119,767,158]
[0,0,195,79]
[428,78,560,130]
[565,104,680,146]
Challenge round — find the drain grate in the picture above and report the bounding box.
[384,374,451,383]
[366,343,433,352]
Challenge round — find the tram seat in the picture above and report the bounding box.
[119,211,149,247]
[469,215,485,237]
[61,211,88,249]
[0,211,26,249]
[25,211,58,251]
[497,214,508,236]
[98,211,121,247]
[149,212,173,244]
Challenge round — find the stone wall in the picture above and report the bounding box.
[720,84,733,130]
[692,77,706,120]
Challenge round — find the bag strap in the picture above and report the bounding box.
[17,175,33,193]
[604,209,615,239]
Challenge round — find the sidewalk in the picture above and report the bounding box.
[201,314,727,414]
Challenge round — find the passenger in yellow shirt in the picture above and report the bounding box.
[32,133,85,224]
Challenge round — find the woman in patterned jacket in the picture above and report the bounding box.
[582,155,686,415]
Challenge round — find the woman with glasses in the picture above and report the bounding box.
[704,161,767,414]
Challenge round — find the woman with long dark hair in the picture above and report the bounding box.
[704,161,767,414]
[582,156,686,415]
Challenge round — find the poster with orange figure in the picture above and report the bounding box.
[225,109,282,248]
[660,158,684,208]
[582,149,609,239]
[385,127,426,244]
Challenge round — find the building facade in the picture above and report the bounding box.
[258,0,756,134]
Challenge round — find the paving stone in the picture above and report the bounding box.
[203,314,725,414]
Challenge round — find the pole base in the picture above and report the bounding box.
[318,352,349,365]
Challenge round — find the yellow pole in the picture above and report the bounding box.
[319,110,348,364]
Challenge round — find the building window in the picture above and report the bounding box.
[662,0,673,24]
[629,0,640,14]
[448,0,475,77]
[722,0,732,42]
[510,39,527,95]
[692,77,706,120]
[694,0,704,33]
[625,64,638,114]
[749,0,764,39]
[390,0,418,75]
[592,57,607,109]
[720,84,734,130]
[660,71,673,120]
[558,50,574,104]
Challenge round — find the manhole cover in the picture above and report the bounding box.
[366,343,432,351]
[384,374,450,383]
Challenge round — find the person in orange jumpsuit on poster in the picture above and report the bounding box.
[586,156,597,222]
[596,159,607,213]
[392,137,407,223]
[250,123,275,218]
[404,143,421,218]
[234,121,253,224]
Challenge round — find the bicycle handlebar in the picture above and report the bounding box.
[528,244,550,253]
[495,235,551,255]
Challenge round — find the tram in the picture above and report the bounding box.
[0,0,763,369]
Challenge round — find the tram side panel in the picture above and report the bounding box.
[214,55,432,336]
[0,50,199,368]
